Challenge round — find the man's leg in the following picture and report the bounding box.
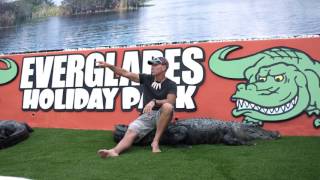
[98,129,138,158]
[151,103,174,153]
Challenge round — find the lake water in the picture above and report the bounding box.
[1,0,320,54]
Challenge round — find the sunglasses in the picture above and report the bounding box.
[151,57,167,64]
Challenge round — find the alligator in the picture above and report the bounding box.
[0,58,18,85]
[209,46,320,128]
[0,120,33,149]
[113,118,280,146]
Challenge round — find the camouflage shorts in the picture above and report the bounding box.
[128,110,161,142]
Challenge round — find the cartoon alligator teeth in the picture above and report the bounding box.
[0,58,18,85]
[209,45,320,128]
[234,95,298,115]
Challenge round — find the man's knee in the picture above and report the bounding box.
[160,103,174,114]
[125,129,138,138]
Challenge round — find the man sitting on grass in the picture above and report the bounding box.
[97,57,177,158]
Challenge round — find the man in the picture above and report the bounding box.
[97,57,177,158]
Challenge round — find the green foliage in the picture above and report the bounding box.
[14,0,33,20]
[0,0,146,27]
[0,0,56,27]
[60,0,144,15]
[0,2,16,26]
[60,0,108,15]
[32,4,61,18]
[0,128,319,180]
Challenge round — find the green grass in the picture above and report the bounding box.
[0,128,319,180]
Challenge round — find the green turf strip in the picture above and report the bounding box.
[0,128,319,180]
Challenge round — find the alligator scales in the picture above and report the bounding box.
[114,118,280,145]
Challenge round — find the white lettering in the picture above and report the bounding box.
[65,88,75,109]
[122,87,141,110]
[85,53,105,87]
[36,56,54,88]
[20,57,35,89]
[102,88,119,109]
[87,88,104,110]
[120,51,140,86]
[104,52,119,87]
[22,89,39,109]
[182,47,204,85]
[176,86,196,109]
[52,55,67,88]
[165,49,181,84]
[20,46,205,112]
[39,89,54,109]
[74,88,89,110]
[66,55,85,87]
[54,89,65,110]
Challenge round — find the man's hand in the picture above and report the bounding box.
[96,61,111,68]
[96,61,140,83]
[143,100,155,114]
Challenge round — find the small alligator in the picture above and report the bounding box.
[113,118,280,146]
[0,120,33,149]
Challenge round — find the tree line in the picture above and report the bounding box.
[0,0,55,27]
[61,0,146,15]
[0,0,146,27]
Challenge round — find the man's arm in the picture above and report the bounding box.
[154,94,176,106]
[97,61,139,83]
[143,93,176,114]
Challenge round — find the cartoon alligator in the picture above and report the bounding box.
[209,45,320,128]
[0,58,18,85]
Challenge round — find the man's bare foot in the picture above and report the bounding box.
[151,142,161,153]
[97,149,119,158]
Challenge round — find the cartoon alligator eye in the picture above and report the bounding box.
[274,75,284,82]
[258,76,267,82]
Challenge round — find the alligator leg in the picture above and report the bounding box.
[306,107,320,128]
[311,110,320,128]
[314,118,320,128]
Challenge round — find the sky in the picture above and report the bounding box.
[53,0,62,5]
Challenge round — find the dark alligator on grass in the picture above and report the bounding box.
[113,118,280,146]
[0,120,33,149]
